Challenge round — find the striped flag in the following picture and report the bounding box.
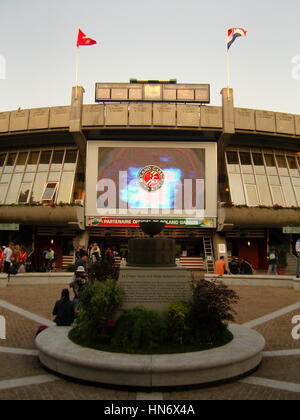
[227,28,247,50]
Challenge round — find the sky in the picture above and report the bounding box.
[0,0,300,114]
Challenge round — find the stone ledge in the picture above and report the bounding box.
[205,274,300,290]
[2,273,71,286]
[35,324,265,389]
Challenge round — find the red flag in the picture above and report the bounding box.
[76,29,97,47]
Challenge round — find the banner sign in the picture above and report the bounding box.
[0,224,20,231]
[87,217,216,229]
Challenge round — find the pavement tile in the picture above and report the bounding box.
[1,284,300,400]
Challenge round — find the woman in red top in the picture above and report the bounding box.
[18,247,28,273]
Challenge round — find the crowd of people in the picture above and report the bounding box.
[0,243,29,274]
[52,243,118,327]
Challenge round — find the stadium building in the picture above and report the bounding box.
[0,81,300,272]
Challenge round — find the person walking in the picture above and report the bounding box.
[17,246,28,273]
[3,243,14,274]
[267,247,278,275]
[214,256,227,275]
[52,289,75,326]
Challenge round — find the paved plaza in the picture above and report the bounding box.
[0,283,300,400]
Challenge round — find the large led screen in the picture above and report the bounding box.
[96,147,205,216]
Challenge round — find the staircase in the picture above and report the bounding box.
[286,253,298,276]
[203,237,215,273]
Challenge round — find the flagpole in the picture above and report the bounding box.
[75,46,80,99]
[226,29,231,100]
[226,48,231,99]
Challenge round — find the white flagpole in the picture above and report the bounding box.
[226,31,231,100]
[75,46,80,99]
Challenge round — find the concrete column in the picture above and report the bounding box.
[73,231,89,250]
[213,233,228,262]
[221,88,235,134]
[70,86,85,133]
[69,86,87,163]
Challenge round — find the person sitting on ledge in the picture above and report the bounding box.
[52,289,75,327]
[214,256,227,275]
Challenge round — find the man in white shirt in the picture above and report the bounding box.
[3,243,14,274]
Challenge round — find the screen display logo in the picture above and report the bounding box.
[138,165,165,192]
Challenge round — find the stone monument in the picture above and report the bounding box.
[118,222,191,313]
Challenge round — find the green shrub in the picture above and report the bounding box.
[190,279,239,345]
[111,307,168,354]
[74,278,124,345]
[166,301,191,345]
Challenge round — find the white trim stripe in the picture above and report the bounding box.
[263,349,300,358]
[243,302,300,328]
[0,300,55,327]
[241,376,300,394]
[136,392,163,400]
[0,346,38,356]
[0,375,59,391]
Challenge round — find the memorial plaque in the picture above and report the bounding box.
[177,89,194,101]
[255,110,276,132]
[144,84,162,101]
[153,103,176,126]
[0,112,10,133]
[295,115,300,136]
[129,87,143,100]
[177,104,200,127]
[9,110,29,131]
[200,106,222,128]
[129,103,152,126]
[96,82,210,103]
[163,88,177,101]
[97,88,110,100]
[195,87,210,102]
[105,104,128,126]
[275,113,295,135]
[49,106,70,128]
[28,108,50,130]
[119,266,191,313]
[82,105,104,126]
[235,108,255,131]
[111,88,128,100]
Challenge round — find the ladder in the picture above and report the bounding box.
[203,237,215,273]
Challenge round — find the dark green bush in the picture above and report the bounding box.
[190,279,239,345]
[111,307,168,354]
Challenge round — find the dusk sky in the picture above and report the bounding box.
[0,0,300,114]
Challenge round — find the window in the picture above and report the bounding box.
[226,149,300,208]
[41,182,58,201]
[27,152,39,172]
[4,153,16,173]
[252,153,264,166]
[240,152,253,174]
[226,151,239,164]
[15,152,28,172]
[0,154,6,170]
[240,152,251,165]
[39,151,51,171]
[18,183,32,203]
[51,150,64,171]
